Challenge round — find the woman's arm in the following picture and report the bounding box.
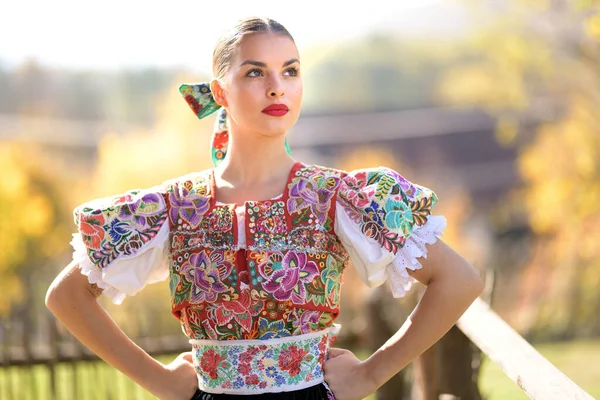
[45,261,198,400]
[324,239,484,400]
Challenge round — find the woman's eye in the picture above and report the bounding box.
[246,69,263,77]
[284,67,299,76]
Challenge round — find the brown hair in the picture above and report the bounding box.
[212,17,295,80]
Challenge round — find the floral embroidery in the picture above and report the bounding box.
[341,171,373,208]
[191,328,334,394]
[73,163,440,397]
[168,178,211,229]
[338,167,438,254]
[200,349,226,380]
[278,345,309,376]
[74,189,167,269]
[261,252,319,304]
[180,251,230,304]
[209,289,263,333]
[257,318,291,339]
[166,165,357,340]
[247,201,288,250]
[292,310,326,335]
[201,206,235,249]
[287,168,341,227]
[79,214,105,250]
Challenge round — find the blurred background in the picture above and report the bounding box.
[1,0,599,399]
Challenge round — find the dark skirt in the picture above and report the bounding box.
[191,383,334,399]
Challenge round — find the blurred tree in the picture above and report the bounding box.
[0,142,71,317]
[436,1,600,339]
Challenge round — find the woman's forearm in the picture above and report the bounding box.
[364,256,484,389]
[45,261,169,396]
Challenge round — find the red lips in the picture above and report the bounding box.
[262,103,289,116]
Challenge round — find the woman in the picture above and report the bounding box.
[45,17,484,400]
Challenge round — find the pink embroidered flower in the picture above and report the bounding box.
[287,173,340,225]
[112,193,133,205]
[181,251,228,303]
[341,172,374,208]
[237,362,252,375]
[200,349,225,380]
[385,168,419,200]
[278,345,309,376]
[259,381,267,389]
[293,310,324,334]
[118,192,166,227]
[213,289,262,332]
[239,351,254,364]
[79,214,106,250]
[168,183,210,228]
[262,252,319,304]
[245,374,261,385]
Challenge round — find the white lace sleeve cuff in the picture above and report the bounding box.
[335,201,446,298]
[69,222,170,305]
[387,215,446,297]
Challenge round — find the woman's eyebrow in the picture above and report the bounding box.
[239,58,300,68]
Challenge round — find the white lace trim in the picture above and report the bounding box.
[69,233,126,305]
[387,215,447,298]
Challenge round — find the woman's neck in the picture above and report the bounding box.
[214,126,296,194]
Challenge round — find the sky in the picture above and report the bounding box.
[0,0,469,72]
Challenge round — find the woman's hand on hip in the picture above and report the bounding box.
[156,352,198,400]
[323,348,378,400]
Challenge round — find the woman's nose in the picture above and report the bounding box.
[267,76,284,98]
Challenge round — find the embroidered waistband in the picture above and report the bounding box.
[189,325,340,395]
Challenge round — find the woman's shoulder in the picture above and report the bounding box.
[74,169,215,218]
[298,164,427,193]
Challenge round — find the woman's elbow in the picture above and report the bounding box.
[462,260,484,300]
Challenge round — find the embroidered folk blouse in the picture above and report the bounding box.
[70,162,446,341]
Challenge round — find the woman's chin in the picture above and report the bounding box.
[256,119,296,137]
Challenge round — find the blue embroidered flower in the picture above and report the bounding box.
[265,366,279,379]
[108,219,130,242]
[364,201,385,227]
[275,374,287,386]
[258,318,291,339]
[233,377,244,388]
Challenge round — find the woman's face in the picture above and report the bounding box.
[214,33,303,138]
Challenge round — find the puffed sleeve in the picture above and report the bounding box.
[335,167,447,298]
[70,185,170,304]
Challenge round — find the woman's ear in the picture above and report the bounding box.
[210,79,229,108]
